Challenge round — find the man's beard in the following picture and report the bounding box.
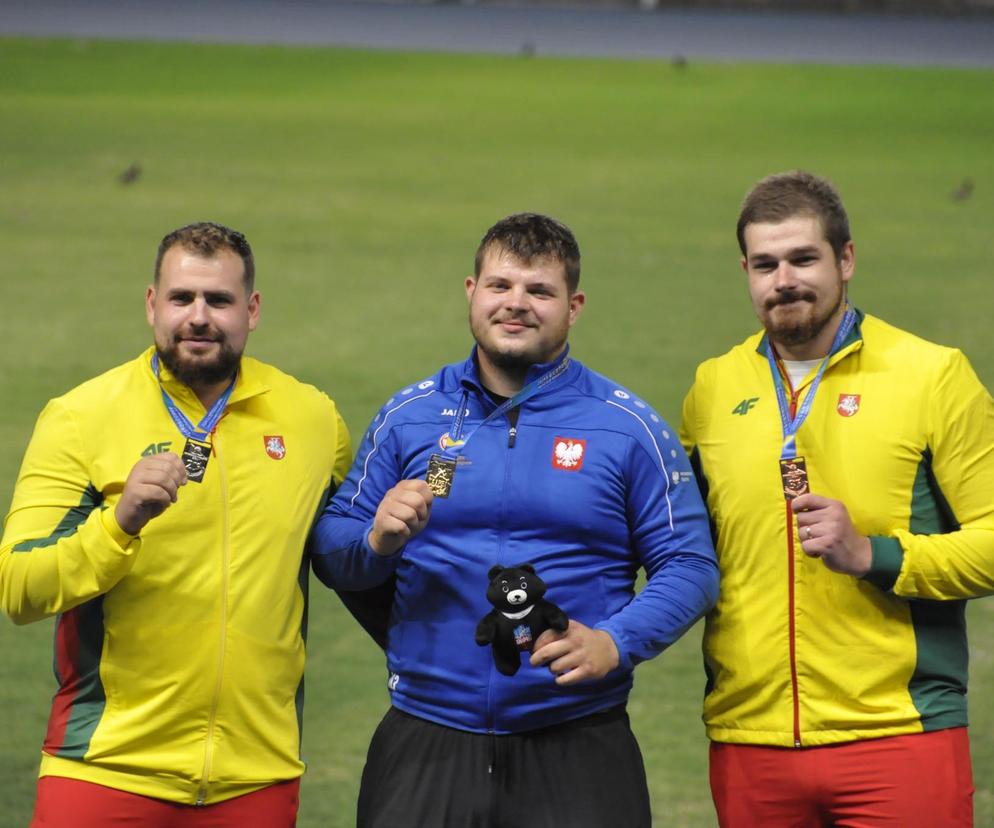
[483,346,540,376]
[763,285,844,348]
[157,335,241,389]
[471,317,565,381]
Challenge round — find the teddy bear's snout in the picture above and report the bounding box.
[507,590,527,605]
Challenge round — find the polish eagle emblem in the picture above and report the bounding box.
[552,437,586,471]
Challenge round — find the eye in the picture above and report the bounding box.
[501,585,509,593]
[520,580,527,588]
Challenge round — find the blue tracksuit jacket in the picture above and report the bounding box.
[312,347,718,733]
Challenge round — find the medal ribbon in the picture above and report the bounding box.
[766,306,857,460]
[151,352,236,441]
[443,355,572,458]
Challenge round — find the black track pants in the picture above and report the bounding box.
[356,705,651,828]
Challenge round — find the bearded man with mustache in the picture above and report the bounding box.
[681,170,994,827]
[1,222,351,827]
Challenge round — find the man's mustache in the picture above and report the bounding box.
[173,330,224,343]
[766,290,816,310]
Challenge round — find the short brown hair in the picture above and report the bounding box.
[737,171,851,261]
[474,213,581,293]
[154,222,255,291]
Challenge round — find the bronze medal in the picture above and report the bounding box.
[182,438,212,483]
[426,453,456,498]
[780,456,809,500]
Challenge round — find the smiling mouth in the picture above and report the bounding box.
[496,318,534,331]
[179,337,221,349]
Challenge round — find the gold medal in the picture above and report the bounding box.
[426,453,456,498]
[780,457,809,500]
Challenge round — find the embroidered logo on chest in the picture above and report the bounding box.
[836,394,861,417]
[264,435,287,459]
[513,624,533,649]
[438,433,466,451]
[552,437,586,471]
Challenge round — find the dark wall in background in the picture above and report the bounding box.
[396,0,992,15]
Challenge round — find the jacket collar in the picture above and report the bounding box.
[459,344,573,399]
[142,345,270,414]
[755,307,865,368]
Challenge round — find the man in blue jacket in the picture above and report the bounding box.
[312,213,718,827]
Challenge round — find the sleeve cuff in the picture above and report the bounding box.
[862,536,904,591]
[100,507,140,550]
[361,527,402,572]
[594,622,632,672]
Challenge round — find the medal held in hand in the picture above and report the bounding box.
[182,438,212,484]
[767,307,857,503]
[426,453,456,498]
[151,353,235,485]
[780,457,809,500]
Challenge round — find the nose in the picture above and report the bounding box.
[504,284,528,310]
[771,261,797,291]
[507,589,527,605]
[188,297,210,327]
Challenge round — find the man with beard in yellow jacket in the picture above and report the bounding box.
[1,222,351,827]
[681,171,994,827]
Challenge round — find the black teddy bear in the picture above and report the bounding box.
[475,564,568,676]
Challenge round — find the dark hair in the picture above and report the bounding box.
[154,222,255,291]
[736,171,851,261]
[474,213,581,293]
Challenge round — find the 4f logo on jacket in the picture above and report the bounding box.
[141,441,173,456]
[731,398,759,416]
[552,437,586,471]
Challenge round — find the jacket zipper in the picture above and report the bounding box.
[507,404,519,449]
[196,429,230,805]
[486,404,519,734]
[786,389,802,748]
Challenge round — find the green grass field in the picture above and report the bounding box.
[1,37,993,826]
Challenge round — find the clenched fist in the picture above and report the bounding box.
[368,479,434,557]
[115,453,188,536]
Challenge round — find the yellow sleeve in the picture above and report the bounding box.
[679,371,702,456]
[885,350,994,599]
[331,405,352,491]
[0,399,139,624]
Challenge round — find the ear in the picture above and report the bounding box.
[520,564,536,574]
[247,290,261,332]
[465,276,478,304]
[838,241,856,285]
[567,291,585,328]
[145,285,156,327]
[488,565,503,580]
[740,256,748,274]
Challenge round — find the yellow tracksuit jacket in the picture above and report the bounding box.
[1,347,351,803]
[680,312,994,747]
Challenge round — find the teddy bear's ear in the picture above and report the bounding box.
[520,564,536,574]
[488,565,504,580]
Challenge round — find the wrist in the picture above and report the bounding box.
[114,502,142,537]
[365,527,397,558]
[850,535,872,577]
